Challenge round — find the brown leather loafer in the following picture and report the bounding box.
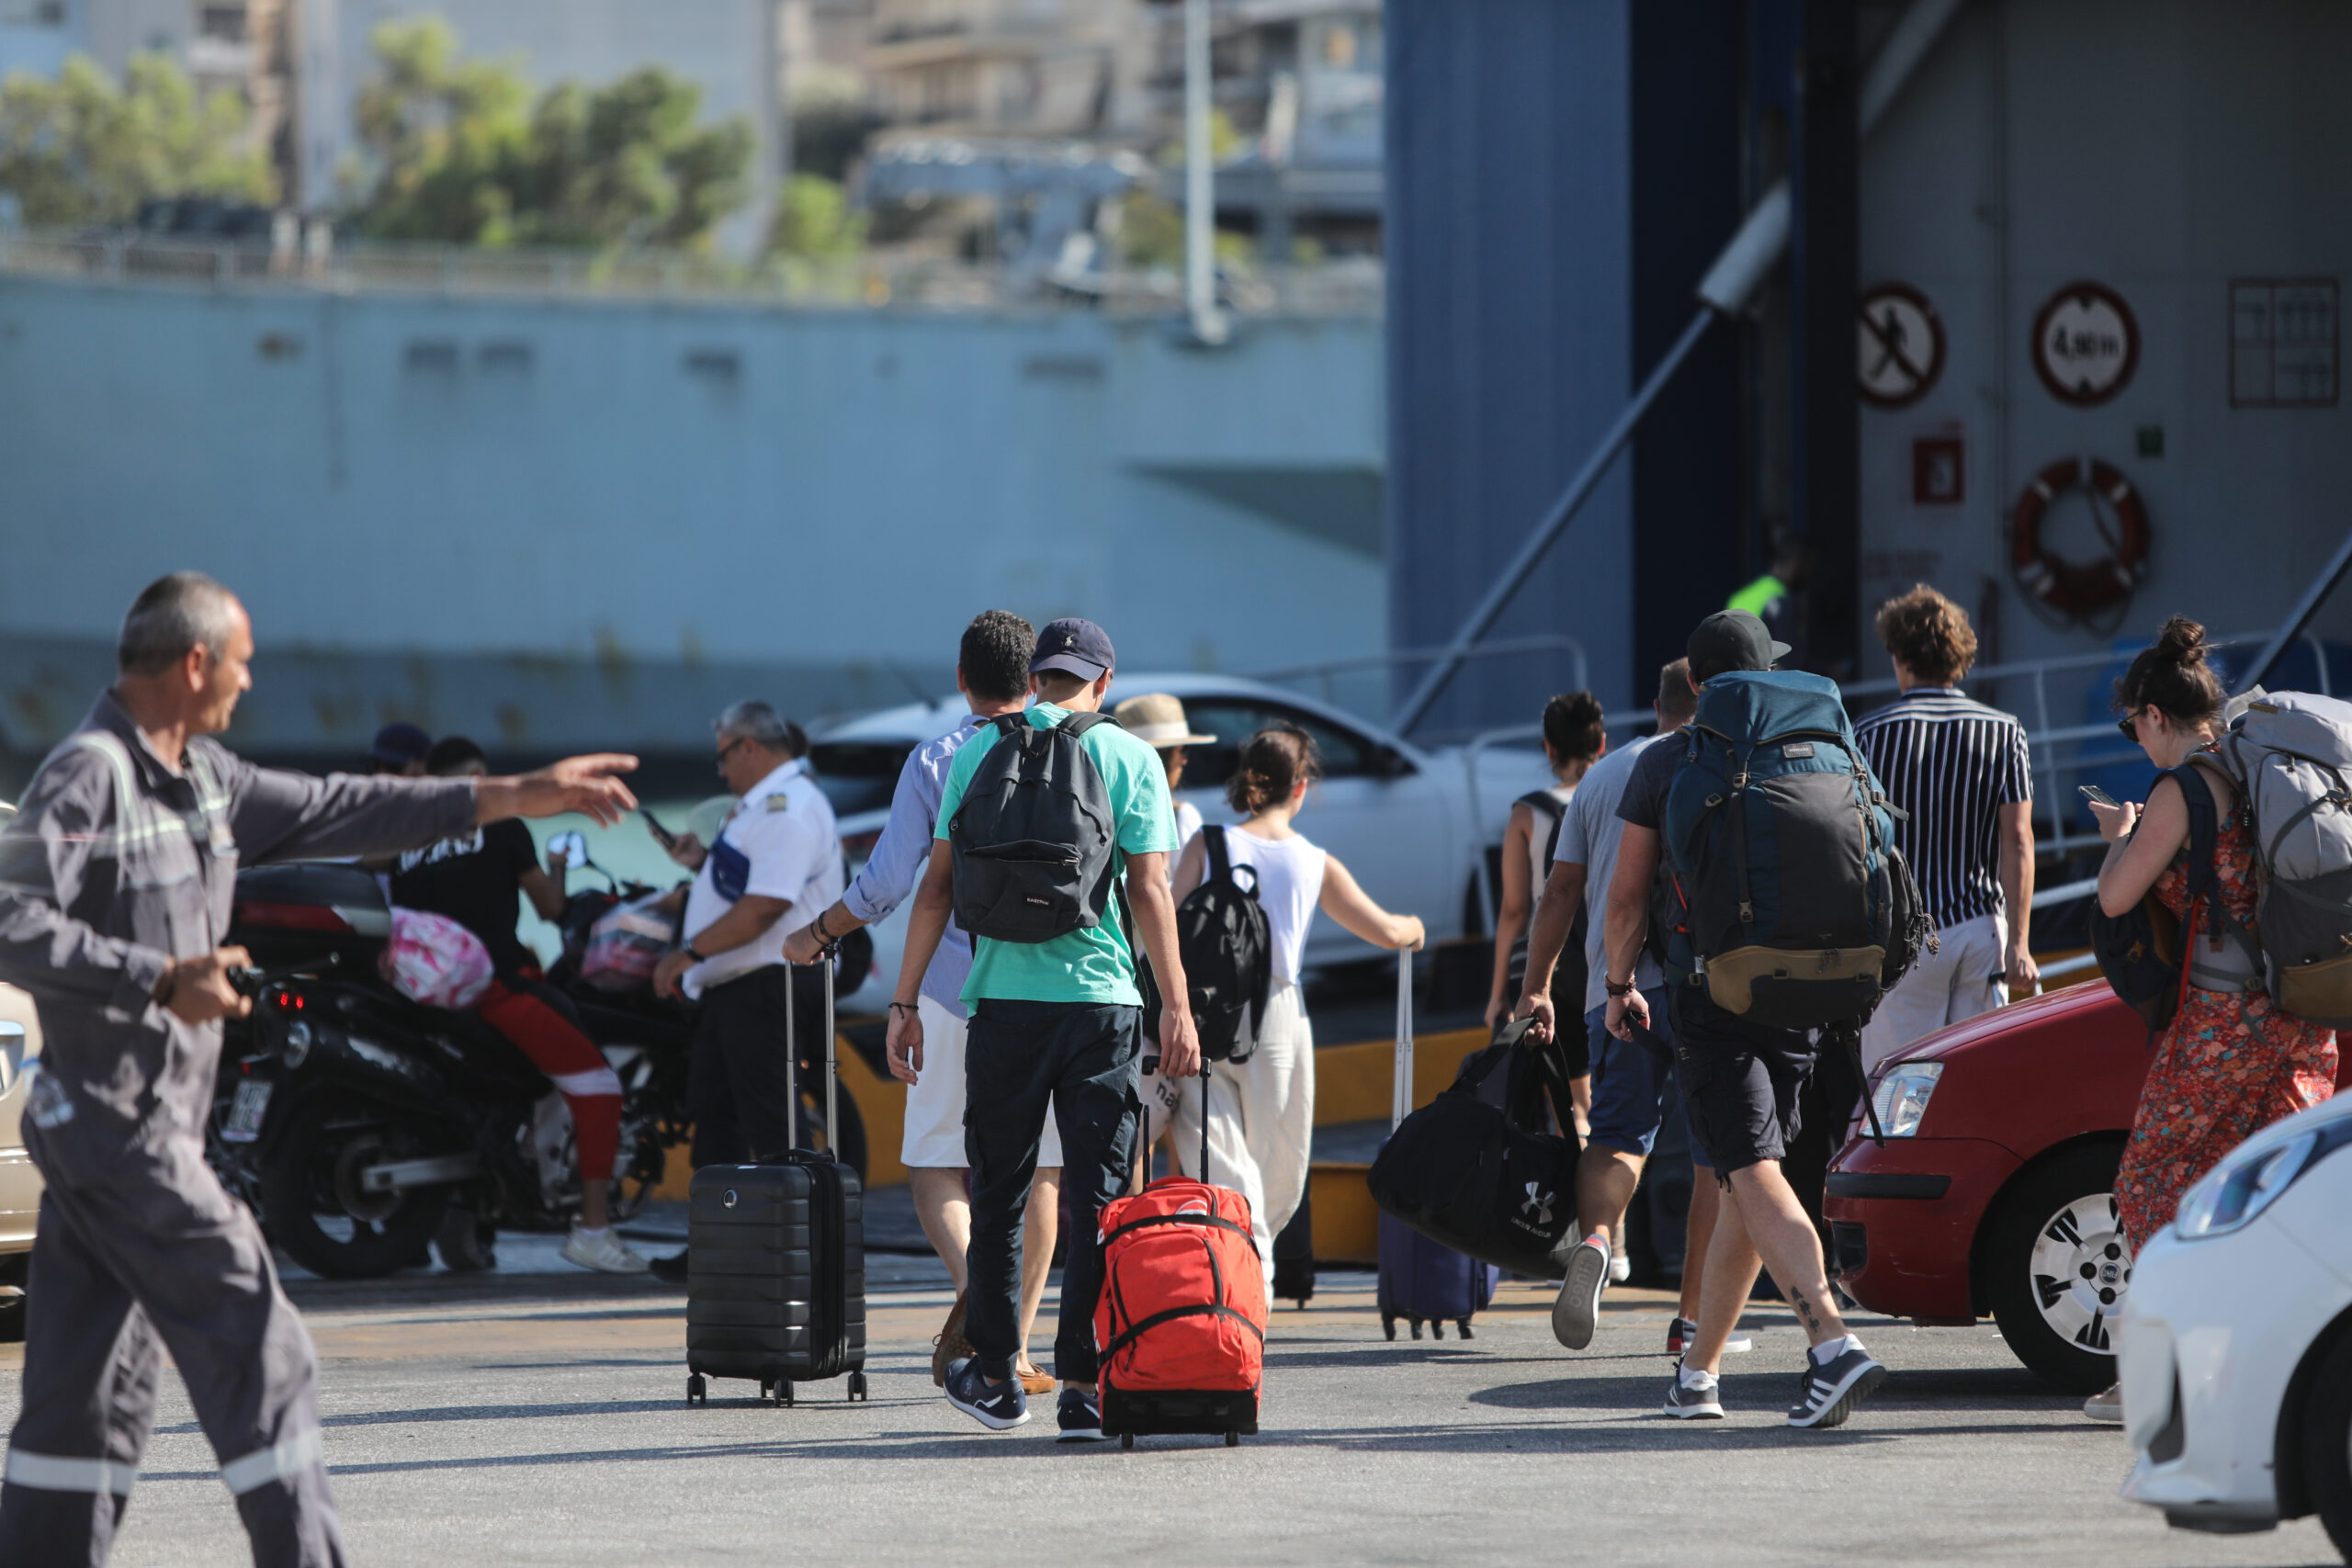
[932,1294,972,1387]
[1017,1364,1056,1396]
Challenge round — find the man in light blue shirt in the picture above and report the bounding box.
[786,611,1063,1394]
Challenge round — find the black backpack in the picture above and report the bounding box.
[946,710,1121,944]
[1174,826,1274,1064]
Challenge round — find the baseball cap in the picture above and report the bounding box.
[1687,610,1791,684]
[1114,693,1214,748]
[1031,617,1115,681]
[369,721,432,767]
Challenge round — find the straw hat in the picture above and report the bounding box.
[1114,693,1215,749]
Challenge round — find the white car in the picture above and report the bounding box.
[806,673,1555,1009]
[2117,1089,2352,1554]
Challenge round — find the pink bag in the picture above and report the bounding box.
[580,892,677,992]
[379,908,495,1010]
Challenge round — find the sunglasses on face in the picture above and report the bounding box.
[2118,709,2148,744]
[716,735,751,767]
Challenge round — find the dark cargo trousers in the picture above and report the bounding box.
[0,1132,345,1568]
[962,999,1142,1383]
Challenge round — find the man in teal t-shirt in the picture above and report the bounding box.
[890,617,1200,1441]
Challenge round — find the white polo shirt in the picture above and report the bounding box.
[681,757,845,998]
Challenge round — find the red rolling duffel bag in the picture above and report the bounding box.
[1093,1066,1268,1449]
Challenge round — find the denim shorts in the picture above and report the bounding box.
[1584,993,1711,1168]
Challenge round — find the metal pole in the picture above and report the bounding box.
[1182,0,1227,345]
[1391,305,1716,734]
[2233,525,2352,695]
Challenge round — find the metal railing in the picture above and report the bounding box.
[1251,635,1589,719]
[1453,625,2329,874]
[0,226,1385,318]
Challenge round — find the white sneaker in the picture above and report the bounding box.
[2083,1382,2123,1424]
[562,1226,650,1274]
[1608,1253,1632,1284]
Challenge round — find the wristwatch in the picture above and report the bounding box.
[1604,976,1636,998]
[683,943,707,964]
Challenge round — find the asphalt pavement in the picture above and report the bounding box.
[0,1237,2339,1567]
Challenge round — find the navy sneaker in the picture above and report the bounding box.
[944,1358,1030,1430]
[1787,1341,1887,1429]
[1662,1368,1724,1420]
[1550,1235,1611,1349]
[1057,1386,1106,1443]
[1667,1317,1754,1357]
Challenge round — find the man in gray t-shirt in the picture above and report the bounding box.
[1518,660,1736,1361]
[1553,733,1668,1015]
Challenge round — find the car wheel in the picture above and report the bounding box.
[1984,1143,2131,1394]
[261,1094,451,1280]
[2303,1328,2352,1561]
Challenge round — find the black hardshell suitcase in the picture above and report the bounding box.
[685,956,868,1406]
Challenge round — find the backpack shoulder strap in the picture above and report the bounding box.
[1204,821,1233,883]
[1060,710,1115,737]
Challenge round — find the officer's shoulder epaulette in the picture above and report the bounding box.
[764,792,791,812]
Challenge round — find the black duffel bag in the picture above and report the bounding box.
[1367,1017,1582,1280]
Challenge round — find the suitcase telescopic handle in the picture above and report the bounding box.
[1391,946,1414,1132]
[784,959,798,1152]
[823,953,839,1168]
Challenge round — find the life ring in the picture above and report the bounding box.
[2010,457,2150,616]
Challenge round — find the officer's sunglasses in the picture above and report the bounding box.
[716,735,752,768]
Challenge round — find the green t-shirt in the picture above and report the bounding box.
[933,702,1176,1006]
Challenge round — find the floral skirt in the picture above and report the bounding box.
[2115,987,2336,1247]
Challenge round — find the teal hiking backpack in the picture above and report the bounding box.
[1658,671,1928,1031]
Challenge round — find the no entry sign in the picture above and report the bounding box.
[2032,282,2139,406]
[1858,284,1944,408]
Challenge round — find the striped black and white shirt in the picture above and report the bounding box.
[1853,686,2033,931]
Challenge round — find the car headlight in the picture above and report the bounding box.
[2173,1117,2352,1239]
[1868,1061,1943,1138]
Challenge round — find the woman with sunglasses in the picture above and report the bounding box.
[2083,617,2337,1422]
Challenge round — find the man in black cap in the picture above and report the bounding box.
[367,721,431,776]
[1583,610,1888,1430]
[889,616,1200,1442]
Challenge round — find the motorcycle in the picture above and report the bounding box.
[208,836,865,1280]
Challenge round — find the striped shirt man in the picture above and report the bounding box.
[1853,685,2035,1068]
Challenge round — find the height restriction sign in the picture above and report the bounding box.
[2032,281,2139,405]
[1858,284,1945,408]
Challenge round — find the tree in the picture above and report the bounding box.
[0,54,276,226]
[768,173,863,259]
[351,18,752,250]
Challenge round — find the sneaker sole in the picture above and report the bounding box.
[1551,1246,1611,1350]
[1057,1427,1107,1443]
[1789,1360,1888,1429]
[946,1388,1031,1431]
[1663,1396,1724,1419]
[1668,1330,1758,1358]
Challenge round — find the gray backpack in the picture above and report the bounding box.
[2212,690,2352,1024]
[946,710,1121,944]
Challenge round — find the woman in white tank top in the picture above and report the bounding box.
[1153,728,1426,1286]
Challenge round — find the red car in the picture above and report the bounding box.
[1826,983,2352,1393]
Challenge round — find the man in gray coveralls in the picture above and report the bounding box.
[0,572,639,1567]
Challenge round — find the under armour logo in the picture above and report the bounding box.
[1521,1183,1555,1227]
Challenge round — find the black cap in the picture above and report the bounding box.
[1687,611,1792,684]
[369,721,432,767]
[1030,617,1115,681]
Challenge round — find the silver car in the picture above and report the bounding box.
[807,673,1554,1010]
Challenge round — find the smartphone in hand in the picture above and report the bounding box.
[2079,784,2120,808]
[639,807,678,850]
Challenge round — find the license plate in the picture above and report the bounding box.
[221,1079,272,1143]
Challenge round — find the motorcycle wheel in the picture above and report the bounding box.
[262,1094,451,1280]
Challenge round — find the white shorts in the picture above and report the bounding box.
[903,995,1064,1170]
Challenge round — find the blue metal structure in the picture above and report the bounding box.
[1383,0,1742,737]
